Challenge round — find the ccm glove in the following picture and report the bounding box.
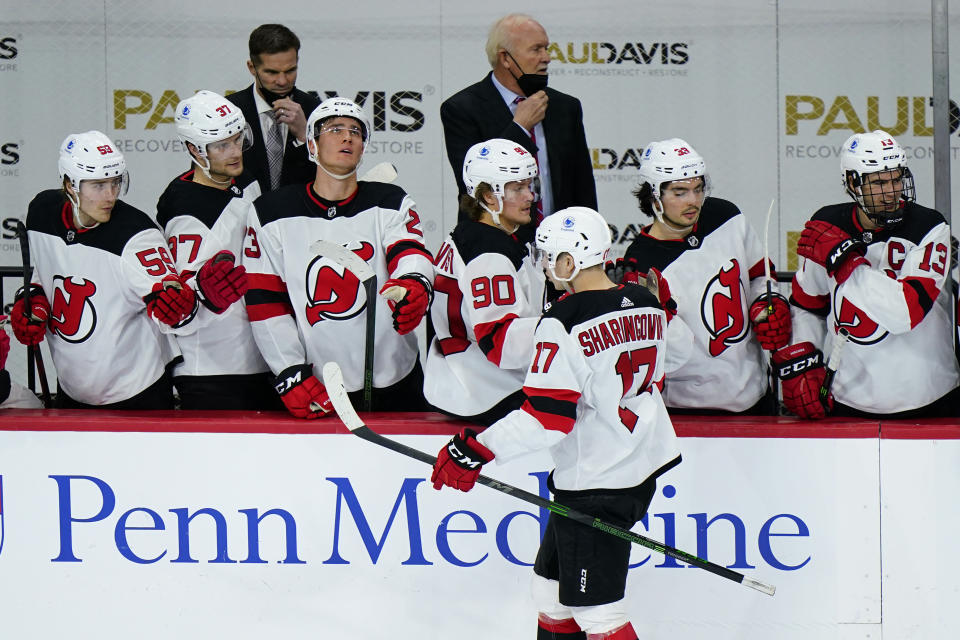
[143,275,197,326]
[604,257,640,284]
[197,251,248,313]
[431,428,495,492]
[11,285,50,346]
[274,364,332,419]
[749,292,792,351]
[380,274,432,335]
[643,267,677,322]
[773,341,832,419]
[797,220,869,284]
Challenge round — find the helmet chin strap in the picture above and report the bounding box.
[191,154,232,186]
[652,198,692,234]
[480,196,519,234]
[66,184,100,230]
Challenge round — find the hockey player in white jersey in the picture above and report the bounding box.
[11,131,198,408]
[243,97,434,417]
[424,138,546,425]
[779,130,960,418]
[157,90,278,410]
[432,207,690,640]
[621,138,789,414]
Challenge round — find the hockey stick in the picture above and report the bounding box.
[819,328,849,409]
[322,361,776,596]
[358,162,398,184]
[761,198,779,414]
[309,240,404,412]
[15,220,51,407]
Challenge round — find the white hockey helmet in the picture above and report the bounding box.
[840,130,915,227]
[175,90,252,159]
[462,138,540,227]
[535,207,611,286]
[306,97,371,179]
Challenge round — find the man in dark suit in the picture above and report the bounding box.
[228,24,320,191]
[441,13,597,229]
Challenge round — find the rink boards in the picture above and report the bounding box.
[0,411,956,640]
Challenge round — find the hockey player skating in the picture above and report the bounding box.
[156,90,279,410]
[779,130,960,418]
[424,138,546,425]
[621,138,789,414]
[11,131,198,408]
[432,207,690,640]
[243,97,434,417]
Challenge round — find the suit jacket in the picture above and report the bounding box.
[227,85,321,191]
[440,72,598,221]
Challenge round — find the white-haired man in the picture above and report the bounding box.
[440,13,596,241]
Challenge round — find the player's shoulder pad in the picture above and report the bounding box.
[91,200,163,257]
[893,201,948,244]
[451,220,527,270]
[156,171,235,229]
[354,181,408,213]
[26,189,68,232]
[809,203,858,232]
[542,284,661,333]
[623,231,677,273]
[693,196,742,237]
[253,182,311,226]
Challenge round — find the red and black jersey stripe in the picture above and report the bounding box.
[245,273,293,321]
[521,385,581,434]
[386,239,432,274]
[475,313,518,366]
[789,275,830,317]
[901,275,939,328]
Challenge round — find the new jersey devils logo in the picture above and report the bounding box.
[833,292,888,345]
[50,275,97,343]
[305,242,375,325]
[701,259,749,356]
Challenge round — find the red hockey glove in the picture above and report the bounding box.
[797,220,869,284]
[274,364,332,419]
[143,275,197,326]
[749,292,792,351]
[197,251,248,313]
[604,257,640,284]
[0,328,9,370]
[11,285,50,346]
[773,341,832,419]
[643,267,677,322]
[432,428,495,492]
[380,274,432,335]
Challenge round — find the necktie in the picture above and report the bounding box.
[513,97,544,223]
[266,112,284,190]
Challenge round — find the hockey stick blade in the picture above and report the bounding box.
[322,361,776,596]
[359,162,398,184]
[310,240,376,284]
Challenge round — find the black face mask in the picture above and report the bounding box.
[505,51,548,97]
[254,70,294,105]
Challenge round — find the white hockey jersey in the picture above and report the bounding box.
[156,170,268,377]
[424,220,545,416]
[479,284,684,491]
[26,190,184,405]
[243,180,434,392]
[791,202,959,413]
[624,197,771,412]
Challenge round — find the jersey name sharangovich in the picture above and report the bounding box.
[791,201,960,413]
[156,170,267,377]
[424,220,545,416]
[26,189,184,405]
[243,180,434,392]
[624,197,769,412]
[478,284,682,491]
